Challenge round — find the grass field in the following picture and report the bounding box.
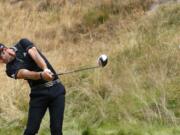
[0,0,179,135]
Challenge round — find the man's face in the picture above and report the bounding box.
[0,49,14,64]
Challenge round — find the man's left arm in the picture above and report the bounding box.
[28,47,48,71]
[19,38,53,77]
[28,47,54,78]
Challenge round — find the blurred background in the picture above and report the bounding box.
[0,0,179,134]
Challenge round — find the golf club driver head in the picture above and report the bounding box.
[98,54,108,67]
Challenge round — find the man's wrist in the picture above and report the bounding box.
[40,72,44,80]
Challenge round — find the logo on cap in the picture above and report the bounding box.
[0,43,5,51]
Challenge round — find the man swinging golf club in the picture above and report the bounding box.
[0,38,66,135]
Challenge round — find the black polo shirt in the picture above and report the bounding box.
[6,38,59,88]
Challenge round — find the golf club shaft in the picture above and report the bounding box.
[55,65,100,76]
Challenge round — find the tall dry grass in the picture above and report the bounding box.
[0,0,179,135]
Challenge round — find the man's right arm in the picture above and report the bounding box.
[16,69,53,81]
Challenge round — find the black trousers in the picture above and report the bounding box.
[24,83,65,135]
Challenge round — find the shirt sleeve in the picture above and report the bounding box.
[6,61,25,79]
[19,38,35,52]
[6,66,20,79]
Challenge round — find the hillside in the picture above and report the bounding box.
[0,0,179,135]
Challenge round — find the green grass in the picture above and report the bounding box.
[0,1,180,135]
[62,2,180,134]
[1,120,179,135]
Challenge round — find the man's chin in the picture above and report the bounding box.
[6,58,15,64]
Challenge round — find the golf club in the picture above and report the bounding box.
[55,54,108,76]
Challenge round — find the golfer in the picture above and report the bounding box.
[0,38,65,135]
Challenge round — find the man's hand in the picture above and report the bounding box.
[41,68,54,81]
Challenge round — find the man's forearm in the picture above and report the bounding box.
[28,47,47,70]
[17,69,41,80]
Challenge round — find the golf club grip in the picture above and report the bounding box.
[55,66,100,76]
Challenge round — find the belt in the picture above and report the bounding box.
[31,79,60,90]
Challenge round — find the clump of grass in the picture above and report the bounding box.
[82,127,97,135]
[36,0,66,12]
[83,8,109,28]
[82,0,153,29]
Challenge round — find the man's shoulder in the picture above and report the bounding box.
[12,42,24,52]
[12,38,33,48]
[19,38,33,46]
